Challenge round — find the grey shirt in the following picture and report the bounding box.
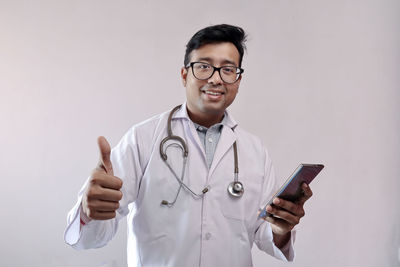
[193,115,227,168]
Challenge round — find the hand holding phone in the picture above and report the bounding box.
[258,163,324,219]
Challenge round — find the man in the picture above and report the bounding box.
[65,24,312,267]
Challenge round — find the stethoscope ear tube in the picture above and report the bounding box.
[160,135,188,161]
[160,105,189,161]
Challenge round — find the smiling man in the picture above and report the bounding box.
[65,24,313,267]
[182,42,242,127]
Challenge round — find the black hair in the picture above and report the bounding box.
[184,24,247,67]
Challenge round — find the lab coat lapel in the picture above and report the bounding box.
[209,125,236,177]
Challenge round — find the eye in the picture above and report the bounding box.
[222,66,236,74]
[196,63,211,70]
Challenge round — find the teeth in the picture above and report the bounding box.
[205,91,222,96]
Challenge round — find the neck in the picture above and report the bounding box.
[186,108,224,128]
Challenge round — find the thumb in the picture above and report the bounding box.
[97,136,113,175]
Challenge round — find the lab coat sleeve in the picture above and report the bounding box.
[64,126,145,249]
[253,149,296,261]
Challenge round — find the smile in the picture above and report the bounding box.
[203,90,224,96]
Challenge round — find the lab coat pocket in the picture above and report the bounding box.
[219,178,262,222]
[218,179,260,266]
[220,210,253,266]
[139,234,174,265]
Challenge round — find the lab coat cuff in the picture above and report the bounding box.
[255,222,296,261]
[64,201,83,246]
[274,228,296,261]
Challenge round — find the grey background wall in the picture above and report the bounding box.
[1,0,399,266]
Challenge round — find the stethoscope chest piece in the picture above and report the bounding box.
[227,181,244,197]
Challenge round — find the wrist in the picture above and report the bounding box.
[273,231,291,249]
[80,204,92,225]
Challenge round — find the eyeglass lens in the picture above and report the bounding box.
[191,62,240,83]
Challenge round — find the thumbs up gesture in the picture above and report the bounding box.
[81,136,123,220]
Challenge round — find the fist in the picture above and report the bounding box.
[81,136,123,220]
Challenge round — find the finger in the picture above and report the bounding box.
[297,183,313,204]
[89,210,117,220]
[97,136,113,175]
[91,171,123,190]
[266,204,300,225]
[97,188,123,202]
[272,198,305,218]
[87,199,120,212]
[87,186,123,202]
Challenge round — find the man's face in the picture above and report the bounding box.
[181,42,242,122]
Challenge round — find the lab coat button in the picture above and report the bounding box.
[208,138,213,143]
[205,232,212,240]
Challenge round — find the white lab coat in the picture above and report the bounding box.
[64,103,295,267]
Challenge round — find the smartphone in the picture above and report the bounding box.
[258,163,324,219]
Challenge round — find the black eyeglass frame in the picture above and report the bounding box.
[185,62,244,84]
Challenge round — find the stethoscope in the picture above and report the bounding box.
[159,105,244,207]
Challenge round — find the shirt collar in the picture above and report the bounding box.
[172,102,238,129]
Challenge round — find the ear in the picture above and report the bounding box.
[181,67,188,87]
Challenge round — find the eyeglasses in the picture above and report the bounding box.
[186,62,244,84]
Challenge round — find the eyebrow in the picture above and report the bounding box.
[197,57,238,66]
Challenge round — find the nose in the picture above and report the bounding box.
[207,69,223,85]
